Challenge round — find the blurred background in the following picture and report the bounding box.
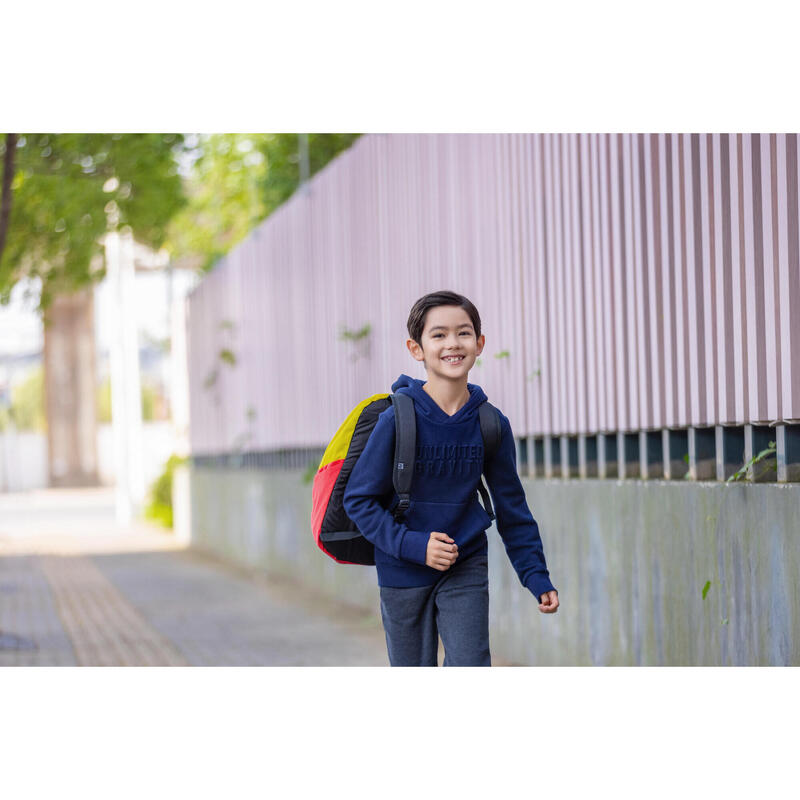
[1,132,798,666]
[0,132,358,518]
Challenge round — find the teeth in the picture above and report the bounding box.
[443,356,463,362]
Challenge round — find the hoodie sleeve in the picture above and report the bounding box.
[342,406,430,566]
[484,411,557,602]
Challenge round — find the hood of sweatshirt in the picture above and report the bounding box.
[390,373,487,424]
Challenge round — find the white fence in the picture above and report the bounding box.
[0,422,177,493]
[187,134,800,457]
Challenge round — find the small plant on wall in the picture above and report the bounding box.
[527,361,542,380]
[203,319,239,405]
[726,440,777,483]
[476,349,516,369]
[339,322,372,362]
[231,405,258,454]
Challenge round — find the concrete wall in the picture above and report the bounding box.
[189,466,799,666]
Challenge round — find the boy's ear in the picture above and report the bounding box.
[406,338,425,362]
[476,334,485,356]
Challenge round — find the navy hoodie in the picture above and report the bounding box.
[342,374,556,601]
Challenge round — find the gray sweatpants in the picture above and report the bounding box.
[378,551,491,667]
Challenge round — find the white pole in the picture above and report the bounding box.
[120,229,145,510]
[170,287,192,545]
[0,427,7,493]
[105,231,128,523]
[104,229,145,524]
[170,284,190,458]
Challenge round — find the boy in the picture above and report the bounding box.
[343,290,559,667]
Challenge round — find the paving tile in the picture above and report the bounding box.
[0,489,388,667]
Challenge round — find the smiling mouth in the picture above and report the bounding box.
[442,356,465,363]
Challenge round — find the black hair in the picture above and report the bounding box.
[406,290,482,346]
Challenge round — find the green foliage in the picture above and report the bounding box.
[203,340,238,395]
[97,377,112,423]
[339,321,372,362]
[203,368,219,390]
[1,132,360,308]
[164,134,267,272]
[96,376,163,423]
[165,133,361,273]
[141,382,158,421]
[1,134,187,310]
[0,366,46,432]
[726,440,777,483]
[7,366,46,431]
[338,322,371,341]
[218,348,237,366]
[702,580,711,600]
[144,453,188,529]
[257,134,362,220]
[494,350,510,359]
[302,462,317,485]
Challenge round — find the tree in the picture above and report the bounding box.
[0,133,187,486]
[0,133,187,309]
[165,133,361,273]
[258,133,361,216]
[0,132,359,484]
[165,133,269,272]
[1,131,360,308]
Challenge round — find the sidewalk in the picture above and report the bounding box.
[0,488,389,666]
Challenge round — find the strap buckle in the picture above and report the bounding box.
[393,494,410,520]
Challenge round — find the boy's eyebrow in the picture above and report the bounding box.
[428,323,474,332]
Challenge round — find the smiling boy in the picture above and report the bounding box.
[343,290,558,666]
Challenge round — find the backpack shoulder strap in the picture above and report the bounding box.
[478,401,502,461]
[390,392,415,521]
[477,401,502,522]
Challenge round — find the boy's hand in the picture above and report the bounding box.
[538,590,559,614]
[426,531,458,571]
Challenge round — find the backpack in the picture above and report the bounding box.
[311,391,502,565]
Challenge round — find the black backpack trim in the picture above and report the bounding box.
[477,400,502,521]
[391,393,416,521]
[320,393,503,565]
[318,396,393,565]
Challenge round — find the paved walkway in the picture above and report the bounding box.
[0,488,389,666]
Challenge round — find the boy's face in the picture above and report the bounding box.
[406,305,485,381]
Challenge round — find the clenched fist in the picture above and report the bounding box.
[538,590,559,614]
[426,531,458,571]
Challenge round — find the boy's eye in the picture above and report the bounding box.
[433,332,472,338]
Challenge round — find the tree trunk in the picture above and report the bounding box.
[43,288,99,487]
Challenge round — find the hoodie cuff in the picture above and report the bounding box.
[526,574,557,603]
[399,530,430,566]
